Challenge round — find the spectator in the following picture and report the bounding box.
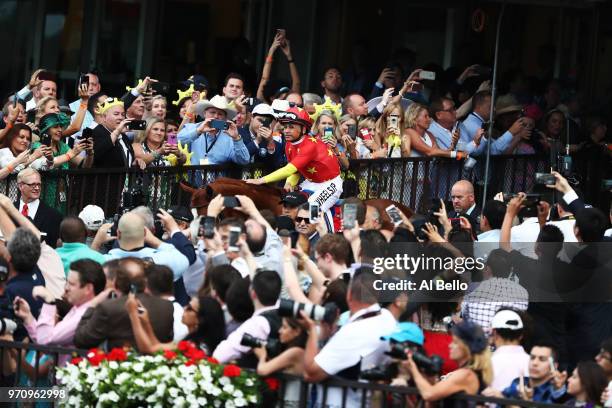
[240,103,284,167]
[311,109,350,169]
[294,203,320,257]
[355,116,377,158]
[146,95,167,120]
[461,249,528,335]
[35,87,89,138]
[133,118,186,166]
[371,102,407,158]
[342,93,368,121]
[539,109,566,154]
[302,269,396,406]
[74,257,174,349]
[487,309,530,391]
[478,200,506,242]
[286,92,303,108]
[23,70,57,112]
[204,264,242,335]
[449,180,481,231]
[69,72,101,133]
[5,228,45,319]
[213,270,282,366]
[15,168,63,248]
[407,103,457,159]
[77,205,105,248]
[461,90,492,144]
[0,124,49,181]
[55,216,106,274]
[144,264,188,342]
[563,362,608,407]
[221,73,245,104]
[404,321,493,402]
[302,93,322,115]
[595,338,612,381]
[483,343,566,403]
[338,114,358,159]
[320,67,343,104]
[92,98,144,168]
[178,95,249,170]
[92,212,189,281]
[16,260,107,363]
[256,32,300,104]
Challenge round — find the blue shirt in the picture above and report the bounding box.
[178,123,250,166]
[502,377,565,404]
[104,243,189,281]
[460,113,514,156]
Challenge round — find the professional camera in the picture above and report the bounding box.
[122,187,145,210]
[278,299,338,324]
[385,343,444,376]
[503,193,541,218]
[240,333,281,357]
[0,318,17,335]
[360,364,399,382]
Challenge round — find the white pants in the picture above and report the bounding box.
[301,175,343,233]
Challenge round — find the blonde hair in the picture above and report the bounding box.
[151,95,167,106]
[375,102,405,144]
[339,114,354,126]
[404,103,428,129]
[357,117,376,133]
[312,110,341,141]
[142,118,166,144]
[457,339,494,386]
[35,96,59,123]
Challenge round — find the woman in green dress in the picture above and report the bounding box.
[32,113,94,213]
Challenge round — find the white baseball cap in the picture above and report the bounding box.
[78,205,106,231]
[491,310,523,330]
[252,103,275,117]
[271,99,290,113]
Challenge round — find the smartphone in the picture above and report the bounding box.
[228,226,241,252]
[473,65,492,76]
[481,121,489,131]
[79,74,89,87]
[549,357,556,373]
[347,124,357,140]
[449,218,461,229]
[200,216,215,239]
[40,133,51,147]
[127,120,147,131]
[259,117,272,128]
[535,173,556,186]
[343,203,358,230]
[385,205,403,226]
[166,132,178,146]
[78,127,93,141]
[323,127,334,141]
[419,70,436,81]
[130,284,138,294]
[309,203,320,223]
[211,119,229,131]
[223,196,240,208]
[360,128,373,141]
[388,115,399,129]
[151,81,170,94]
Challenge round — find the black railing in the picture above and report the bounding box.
[0,341,569,408]
[3,154,607,216]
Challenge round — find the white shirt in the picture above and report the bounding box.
[475,229,501,261]
[491,345,530,391]
[605,228,612,238]
[169,297,189,342]
[510,217,540,259]
[314,304,397,408]
[19,199,40,220]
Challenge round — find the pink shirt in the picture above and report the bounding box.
[25,300,93,366]
[491,344,530,391]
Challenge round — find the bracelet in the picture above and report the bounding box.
[184,112,195,120]
[80,102,87,110]
[266,56,273,63]
[6,164,13,173]
[287,59,294,64]
[5,122,13,130]
[66,151,73,160]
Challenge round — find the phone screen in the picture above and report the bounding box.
[200,217,215,239]
[385,205,403,226]
[348,124,357,139]
[360,128,373,141]
[343,203,358,230]
[309,203,319,223]
[228,227,241,251]
[211,119,228,131]
[167,133,178,145]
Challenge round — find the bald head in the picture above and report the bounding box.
[60,216,87,243]
[118,212,146,247]
[451,180,476,213]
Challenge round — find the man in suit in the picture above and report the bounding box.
[74,257,174,350]
[15,168,63,248]
[449,179,481,232]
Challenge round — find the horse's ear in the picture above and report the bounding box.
[179,180,197,194]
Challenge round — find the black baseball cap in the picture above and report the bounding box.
[167,206,193,223]
[279,192,308,207]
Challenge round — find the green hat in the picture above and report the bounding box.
[38,113,70,135]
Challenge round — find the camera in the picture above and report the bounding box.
[122,187,145,210]
[360,364,399,382]
[535,173,556,186]
[385,343,443,376]
[278,299,338,324]
[240,333,281,357]
[126,120,147,131]
[504,193,541,218]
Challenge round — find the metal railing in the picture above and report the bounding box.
[0,341,569,408]
[2,154,606,216]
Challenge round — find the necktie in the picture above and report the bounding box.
[21,203,28,217]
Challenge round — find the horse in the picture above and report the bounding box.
[179,177,413,231]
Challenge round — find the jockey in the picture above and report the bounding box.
[246,107,343,232]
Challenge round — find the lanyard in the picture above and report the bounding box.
[204,133,219,155]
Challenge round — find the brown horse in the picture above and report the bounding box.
[179,177,413,230]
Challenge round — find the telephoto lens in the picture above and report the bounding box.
[240,333,266,349]
[278,299,338,324]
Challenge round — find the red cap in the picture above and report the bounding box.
[276,106,312,128]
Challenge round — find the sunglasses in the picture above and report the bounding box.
[288,102,304,108]
[295,216,311,224]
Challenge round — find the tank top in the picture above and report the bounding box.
[410,131,433,157]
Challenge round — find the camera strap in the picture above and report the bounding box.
[204,133,219,155]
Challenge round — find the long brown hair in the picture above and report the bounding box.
[2,123,32,153]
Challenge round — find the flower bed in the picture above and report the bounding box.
[56,341,260,407]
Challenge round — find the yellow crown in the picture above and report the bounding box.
[125,79,144,92]
[310,96,342,122]
[172,84,208,106]
[96,98,124,115]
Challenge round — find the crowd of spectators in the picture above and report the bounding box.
[0,29,609,408]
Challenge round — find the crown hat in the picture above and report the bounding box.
[172,84,207,106]
[310,96,342,123]
[96,98,124,115]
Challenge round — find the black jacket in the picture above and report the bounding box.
[92,125,135,168]
[14,200,63,248]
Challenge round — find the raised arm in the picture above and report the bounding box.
[280,38,300,93]
[257,34,282,101]
[63,84,89,137]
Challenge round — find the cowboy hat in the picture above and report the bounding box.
[194,95,237,120]
[366,96,413,114]
[495,94,523,117]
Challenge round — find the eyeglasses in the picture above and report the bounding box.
[295,216,311,224]
[288,102,304,108]
[596,350,612,361]
[20,182,41,189]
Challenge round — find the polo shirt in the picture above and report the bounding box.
[55,242,107,275]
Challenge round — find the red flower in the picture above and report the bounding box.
[88,354,104,366]
[207,357,219,365]
[185,359,195,367]
[177,341,195,352]
[223,364,241,377]
[264,377,280,391]
[185,348,206,361]
[164,350,177,360]
[107,348,128,361]
[70,357,83,365]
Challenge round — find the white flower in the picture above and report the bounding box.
[108,361,119,370]
[134,378,145,387]
[233,389,244,399]
[223,383,235,394]
[219,376,230,386]
[114,372,131,385]
[169,387,180,398]
[245,379,254,387]
[197,397,208,406]
[132,362,145,372]
[234,397,247,407]
[225,400,235,408]
[99,391,120,403]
